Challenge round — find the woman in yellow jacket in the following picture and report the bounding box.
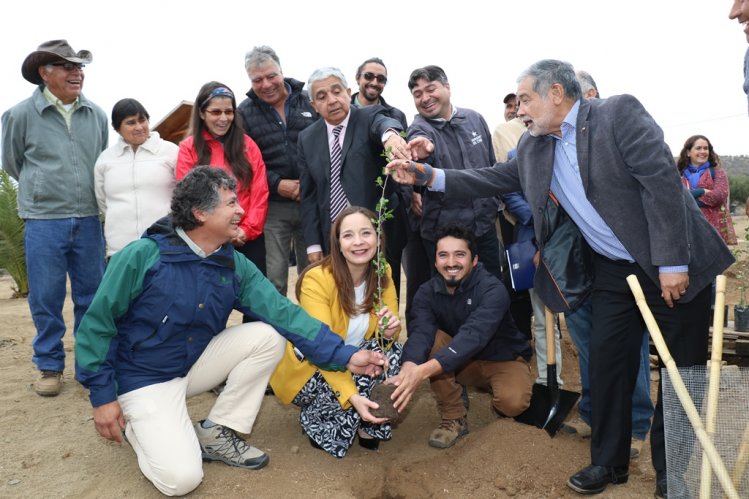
[270,206,402,457]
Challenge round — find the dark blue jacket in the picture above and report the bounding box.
[402,263,532,373]
[75,217,357,407]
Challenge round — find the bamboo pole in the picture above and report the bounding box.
[733,424,749,490]
[626,275,738,499]
[699,275,726,498]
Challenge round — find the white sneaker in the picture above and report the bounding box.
[194,421,269,469]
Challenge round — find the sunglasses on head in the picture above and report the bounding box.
[360,72,387,85]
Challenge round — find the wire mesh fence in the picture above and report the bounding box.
[663,365,749,498]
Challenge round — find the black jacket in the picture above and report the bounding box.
[237,78,318,202]
[350,93,408,129]
[402,263,532,373]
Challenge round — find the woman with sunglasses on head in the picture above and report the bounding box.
[270,206,402,458]
[177,81,269,278]
[95,98,179,258]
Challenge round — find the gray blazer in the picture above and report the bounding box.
[444,95,734,304]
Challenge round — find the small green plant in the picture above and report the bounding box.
[0,170,28,298]
[369,144,399,360]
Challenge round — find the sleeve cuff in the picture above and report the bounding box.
[659,265,688,274]
[428,169,446,192]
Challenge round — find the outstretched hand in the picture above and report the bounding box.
[386,159,435,187]
[408,136,434,160]
[347,349,388,377]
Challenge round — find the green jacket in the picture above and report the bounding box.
[1,86,108,218]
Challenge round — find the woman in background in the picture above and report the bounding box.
[676,134,737,245]
[177,81,269,273]
[95,98,178,258]
[270,206,402,458]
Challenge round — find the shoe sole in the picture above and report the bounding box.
[34,386,61,397]
[428,429,469,449]
[566,475,628,495]
[201,451,269,470]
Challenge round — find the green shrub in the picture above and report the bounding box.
[0,170,27,297]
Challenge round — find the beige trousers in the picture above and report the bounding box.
[117,322,286,496]
[429,329,533,420]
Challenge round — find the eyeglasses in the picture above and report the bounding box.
[50,62,85,71]
[360,72,387,85]
[203,109,234,117]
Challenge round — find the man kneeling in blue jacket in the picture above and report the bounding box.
[75,166,386,496]
[387,222,533,449]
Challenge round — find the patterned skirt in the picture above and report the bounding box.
[291,337,402,458]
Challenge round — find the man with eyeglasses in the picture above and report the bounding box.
[237,46,318,297]
[350,57,416,302]
[2,39,108,397]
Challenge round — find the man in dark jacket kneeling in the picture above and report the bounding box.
[75,167,386,496]
[387,222,533,449]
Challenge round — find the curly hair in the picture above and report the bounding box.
[171,166,236,230]
[434,222,478,259]
[676,134,721,173]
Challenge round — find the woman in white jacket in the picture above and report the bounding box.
[95,99,179,257]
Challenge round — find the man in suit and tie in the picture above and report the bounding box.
[388,59,734,498]
[298,67,411,264]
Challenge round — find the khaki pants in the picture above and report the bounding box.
[118,322,286,496]
[429,330,533,420]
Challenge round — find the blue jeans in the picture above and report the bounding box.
[25,217,105,372]
[564,296,654,440]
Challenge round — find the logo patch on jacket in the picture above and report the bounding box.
[301,111,312,118]
[470,131,483,146]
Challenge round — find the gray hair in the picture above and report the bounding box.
[307,67,348,100]
[576,70,599,98]
[244,45,282,72]
[517,59,582,101]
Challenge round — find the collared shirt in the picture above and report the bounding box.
[176,227,221,258]
[549,100,634,262]
[43,86,79,129]
[549,101,686,273]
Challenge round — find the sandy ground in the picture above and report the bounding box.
[1,219,747,498]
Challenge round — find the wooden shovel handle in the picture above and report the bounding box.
[545,307,556,367]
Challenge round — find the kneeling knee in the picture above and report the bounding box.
[151,465,203,496]
[493,394,530,418]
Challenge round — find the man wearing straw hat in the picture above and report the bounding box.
[1,40,108,397]
[387,59,734,497]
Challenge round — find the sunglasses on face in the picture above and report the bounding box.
[204,109,234,117]
[50,62,85,71]
[360,72,387,85]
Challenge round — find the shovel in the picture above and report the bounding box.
[514,306,579,436]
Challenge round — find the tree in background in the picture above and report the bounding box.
[0,170,27,297]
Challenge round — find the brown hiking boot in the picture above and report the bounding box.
[35,371,62,396]
[428,418,468,448]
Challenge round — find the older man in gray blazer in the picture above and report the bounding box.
[389,59,734,498]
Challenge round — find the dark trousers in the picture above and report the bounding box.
[402,227,432,324]
[589,254,710,469]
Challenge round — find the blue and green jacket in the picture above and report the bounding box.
[75,217,357,407]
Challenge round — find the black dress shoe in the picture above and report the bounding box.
[654,470,688,499]
[567,464,629,495]
[357,434,380,450]
[654,473,667,499]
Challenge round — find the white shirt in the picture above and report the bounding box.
[345,281,369,347]
[94,132,179,256]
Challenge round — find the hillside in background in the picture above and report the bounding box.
[724,155,749,177]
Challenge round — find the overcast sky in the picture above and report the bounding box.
[2,0,748,156]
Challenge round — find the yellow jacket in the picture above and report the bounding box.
[270,264,400,409]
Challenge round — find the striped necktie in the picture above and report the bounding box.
[329,125,349,222]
